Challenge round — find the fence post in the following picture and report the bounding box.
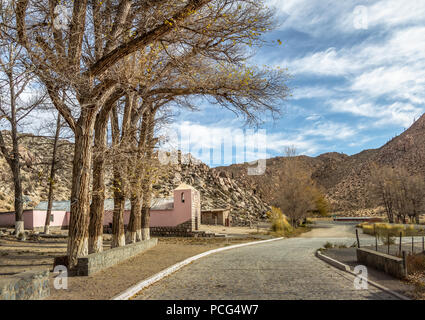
[399,232,402,256]
[356,229,360,248]
[375,230,378,251]
[387,233,390,254]
[412,236,414,254]
[402,251,407,278]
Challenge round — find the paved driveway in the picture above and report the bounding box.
[135,224,396,300]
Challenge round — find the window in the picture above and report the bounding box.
[181,192,185,203]
[50,214,54,222]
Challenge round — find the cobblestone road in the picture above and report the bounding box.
[135,235,397,300]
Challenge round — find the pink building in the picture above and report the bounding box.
[0,184,201,232]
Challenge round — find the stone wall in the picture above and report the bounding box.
[0,270,50,300]
[62,238,158,276]
[356,248,407,279]
[150,219,214,237]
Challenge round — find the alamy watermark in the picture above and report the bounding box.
[353,5,368,30]
[53,265,68,290]
[353,265,368,290]
[53,4,71,31]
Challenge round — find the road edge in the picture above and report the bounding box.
[316,249,411,301]
[112,237,284,300]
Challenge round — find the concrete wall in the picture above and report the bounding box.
[0,270,50,300]
[71,238,158,276]
[356,248,407,279]
[201,210,230,225]
[191,189,201,230]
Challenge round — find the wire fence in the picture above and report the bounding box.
[356,228,425,257]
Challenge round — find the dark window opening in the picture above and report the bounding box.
[181,192,185,203]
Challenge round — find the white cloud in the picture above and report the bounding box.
[267,1,425,35]
[277,21,425,126]
[301,121,357,141]
[283,47,359,77]
[158,119,361,165]
[329,99,422,128]
[291,86,335,100]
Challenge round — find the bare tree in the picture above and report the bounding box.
[369,164,397,223]
[15,0,288,266]
[0,0,45,236]
[369,164,425,224]
[274,147,316,227]
[15,0,221,267]
[43,111,66,234]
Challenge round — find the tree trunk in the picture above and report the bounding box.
[67,111,95,269]
[128,105,150,242]
[110,106,125,247]
[12,157,24,236]
[140,107,157,241]
[44,113,61,235]
[111,172,126,247]
[88,113,108,253]
[140,189,152,240]
[127,194,140,243]
[4,72,25,237]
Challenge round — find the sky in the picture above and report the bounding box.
[169,0,425,167]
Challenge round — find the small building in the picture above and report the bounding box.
[0,184,201,235]
[201,208,231,226]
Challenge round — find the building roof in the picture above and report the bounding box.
[34,197,174,212]
[201,208,230,213]
[175,183,197,190]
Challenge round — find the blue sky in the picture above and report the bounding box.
[170,0,425,167]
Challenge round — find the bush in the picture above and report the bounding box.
[315,194,330,217]
[407,253,425,275]
[267,207,293,234]
[323,242,333,249]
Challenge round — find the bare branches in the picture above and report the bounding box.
[369,164,425,224]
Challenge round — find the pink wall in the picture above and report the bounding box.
[30,210,69,229]
[0,210,69,229]
[103,210,131,226]
[0,187,198,230]
[0,212,15,227]
[149,189,192,227]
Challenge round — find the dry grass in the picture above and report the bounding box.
[406,253,425,300]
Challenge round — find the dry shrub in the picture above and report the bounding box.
[267,207,293,234]
[361,223,407,245]
[407,253,425,275]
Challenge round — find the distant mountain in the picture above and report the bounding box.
[218,114,425,214]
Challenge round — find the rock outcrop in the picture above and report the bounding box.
[152,154,271,225]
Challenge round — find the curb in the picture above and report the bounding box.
[315,250,351,272]
[316,250,411,301]
[112,237,284,300]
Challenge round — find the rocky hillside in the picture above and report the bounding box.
[218,113,425,214]
[152,154,270,225]
[0,133,270,225]
[0,132,74,211]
